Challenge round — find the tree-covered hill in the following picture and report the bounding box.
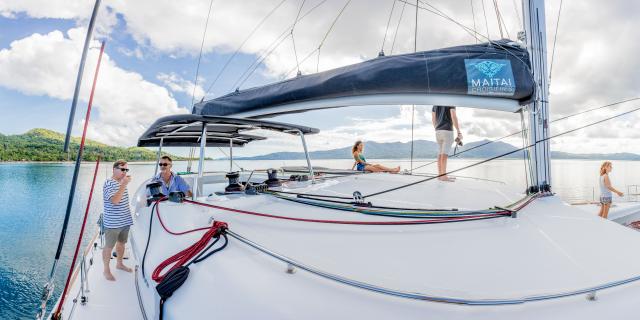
[0,128,178,162]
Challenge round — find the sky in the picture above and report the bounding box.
[1,0,639,157]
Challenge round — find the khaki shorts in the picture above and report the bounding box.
[104,226,130,248]
[436,130,454,155]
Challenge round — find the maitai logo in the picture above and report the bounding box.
[464,59,516,96]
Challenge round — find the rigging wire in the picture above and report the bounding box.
[411,97,640,172]
[232,0,328,90]
[217,147,244,171]
[409,0,417,172]
[497,0,511,39]
[519,110,531,189]
[364,104,640,199]
[470,0,478,44]
[191,0,215,107]
[492,0,504,38]
[390,0,408,54]
[200,0,288,101]
[380,0,398,54]
[290,0,307,77]
[480,0,490,39]
[548,0,563,89]
[512,0,523,30]
[407,0,533,79]
[316,0,352,73]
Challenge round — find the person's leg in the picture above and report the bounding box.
[372,164,400,173]
[103,228,117,281]
[602,203,611,219]
[439,131,454,181]
[598,204,604,217]
[115,226,132,272]
[365,165,385,172]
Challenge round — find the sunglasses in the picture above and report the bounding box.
[118,167,130,172]
[159,163,170,167]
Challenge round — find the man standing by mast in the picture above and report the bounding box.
[102,159,133,281]
[432,105,462,181]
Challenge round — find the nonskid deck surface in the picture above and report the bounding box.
[59,242,141,320]
[276,172,523,211]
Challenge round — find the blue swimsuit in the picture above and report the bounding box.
[355,154,367,171]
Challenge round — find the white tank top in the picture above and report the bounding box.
[600,175,612,197]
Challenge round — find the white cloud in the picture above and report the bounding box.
[156,72,205,101]
[0,27,186,146]
[117,46,144,59]
[3,0,640,155]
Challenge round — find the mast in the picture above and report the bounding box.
[522,0,551,193]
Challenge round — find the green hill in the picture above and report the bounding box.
[0,128,178,162]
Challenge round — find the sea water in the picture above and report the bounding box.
[0,159,638,319]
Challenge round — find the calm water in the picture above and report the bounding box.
[1,158,638,319]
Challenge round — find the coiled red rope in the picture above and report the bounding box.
[152,217,228,283]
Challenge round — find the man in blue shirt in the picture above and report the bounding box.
[155,156,192,197]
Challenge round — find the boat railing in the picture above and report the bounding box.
[559,184,640,205]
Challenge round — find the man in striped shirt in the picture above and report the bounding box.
[102,159,134,281]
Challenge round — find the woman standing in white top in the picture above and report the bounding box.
[599,161,624,219]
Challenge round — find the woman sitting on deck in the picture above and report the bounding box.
[351,140,400,173]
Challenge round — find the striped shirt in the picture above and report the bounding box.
[102,178,133,229]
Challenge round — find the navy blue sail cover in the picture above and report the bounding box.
[193,40,534,117]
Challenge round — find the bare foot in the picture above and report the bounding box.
[116,264,133,273]
[438,176,455,182]
[104,271,116,281]
[393,166,401,173]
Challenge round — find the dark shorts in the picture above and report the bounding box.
[356,163,366,171]
[104,226,130,247]
[600,196,612,205]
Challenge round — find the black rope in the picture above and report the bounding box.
[156,229,228,320]
[364,105,640,199]
[191,0,215,107]
[201,0,287,101]
[141,202,157,280]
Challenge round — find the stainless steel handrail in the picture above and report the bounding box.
[226,229,640,305]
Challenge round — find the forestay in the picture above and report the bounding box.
[193,40,535,118]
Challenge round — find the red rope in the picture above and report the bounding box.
[152,220,228,283]
[53,41,106,318]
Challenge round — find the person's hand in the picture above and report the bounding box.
[122,175,132,186]
[617,191,624,197]
[457,132,463,139]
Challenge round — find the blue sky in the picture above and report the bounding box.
[1,0,639,155]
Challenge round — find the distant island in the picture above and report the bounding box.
[230,140,640,161]
[0,128,184,162]
[2,129,638,162]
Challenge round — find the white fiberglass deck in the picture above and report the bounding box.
[59,173,640,319]
[57,239,141,320]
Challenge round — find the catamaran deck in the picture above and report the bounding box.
[56,173,640,319]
